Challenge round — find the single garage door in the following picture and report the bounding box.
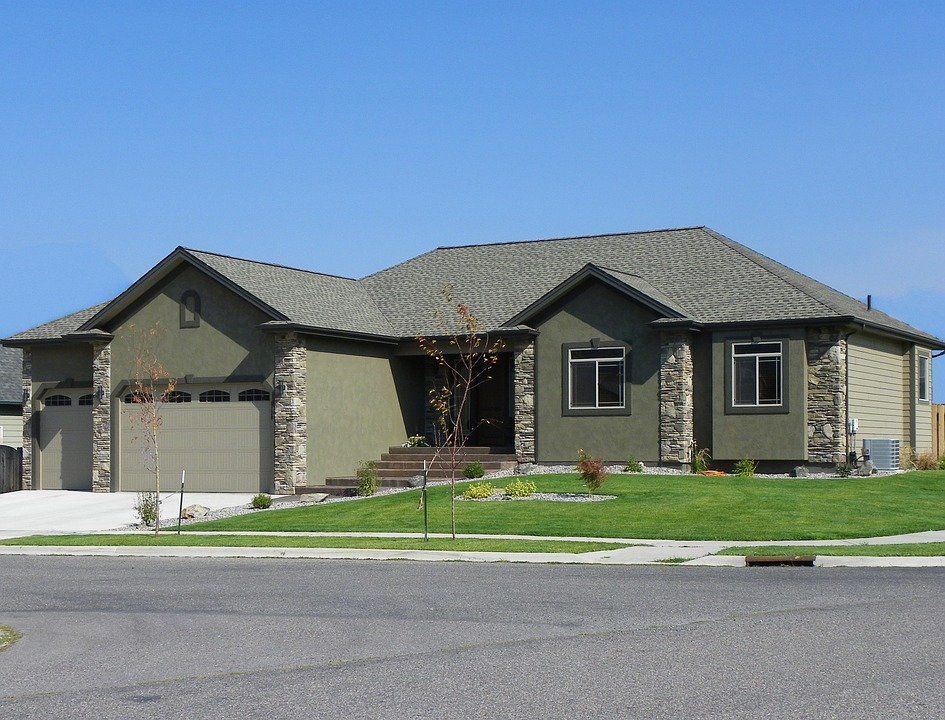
[39,391,93,490]
[118,385,273,492]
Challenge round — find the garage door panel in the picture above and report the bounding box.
[39,407,93,490]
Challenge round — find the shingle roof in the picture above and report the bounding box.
[4,227,942,347]
[0,346,22,405]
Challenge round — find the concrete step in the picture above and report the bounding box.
[296,485,357,497]
[325,476,417,488]
[374,467,513,479]
[375,460,515,472]
[379,452,518,463]
[386,446,510,455]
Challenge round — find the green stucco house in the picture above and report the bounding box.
[3,226,941,494]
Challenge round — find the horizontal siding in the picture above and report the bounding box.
[0,411,22,449]
[848,333,906,445]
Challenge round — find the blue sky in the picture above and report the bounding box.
[1,2,942,397]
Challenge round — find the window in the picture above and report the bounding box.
[78,394,94,406]
[180,290,201,329]
[164,391,191,403]
[44,394,72,407]
[732,342,783,407]
[568,347,626,409]
[124,391,153,404]
[238,389,270,402]
[919,355,930,402]
[199,390,230,403]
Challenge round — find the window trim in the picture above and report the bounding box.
[198,389,230,403]
[44,394,73,407]
[238,388,271,402]
[918,353,931,403]
[78,394,94,406]
[724,337,791,415]
[560,341,632,417]
[180,290,201,329]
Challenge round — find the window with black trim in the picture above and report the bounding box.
[732,341,783,407]
[45,394,72,407]
[199,390,230,403]
[180,290,201,329]
[124,391,153,404]
[568,347,626,409]
[919,355,930,402]
[78,394,94,406]
[238,389,270,402]
[165,391,192,403]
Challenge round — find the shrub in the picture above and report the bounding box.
[134,491,158,527]
[916,452,939,471]
[504,479,537,498]
[733,458,757,477]
[462,482,494,500]
[356,460,379,497]
[463,461,486,479]
[940,456,945,471]
[403,435,428,447]
[577,448,607,493]
[251,493,272,509]
[900,444,917,470]
[623,454,643,473]
[692,447,712,474]
[835,463,853,477]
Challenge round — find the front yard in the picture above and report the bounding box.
[182,471,945,542]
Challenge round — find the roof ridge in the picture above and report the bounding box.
[433,226,708,251]
[182,247,358,282]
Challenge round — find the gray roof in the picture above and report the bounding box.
[4,304,109,343]
[4,227,942,347]
[0,346,22,405]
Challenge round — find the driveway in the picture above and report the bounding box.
[0,490,256,539]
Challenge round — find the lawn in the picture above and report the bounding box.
[719,543,945,557]
[182,471,945,541]
[0,534,622,554]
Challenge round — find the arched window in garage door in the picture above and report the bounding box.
[199,390,230,403]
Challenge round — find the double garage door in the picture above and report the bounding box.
[38,385,272,492]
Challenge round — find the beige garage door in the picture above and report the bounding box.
[118,385,273,493]
[39,392,93,491]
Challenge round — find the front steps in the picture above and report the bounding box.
[299,445,518,496]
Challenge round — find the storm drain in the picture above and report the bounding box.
[745,555,816,567]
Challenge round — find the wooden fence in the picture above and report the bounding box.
[0,445,22,493]
[935,404,945,460]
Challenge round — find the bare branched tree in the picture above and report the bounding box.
[417,286,505,539]
[126,323,177,534]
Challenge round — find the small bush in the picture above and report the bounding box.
[356,460,379,497]
[462,482,495,500]
[134,491,158,527]
[577,448,607,493]
[900,444,917,471]
[250,493,272,509]
[403,435,428,447]
[463,461,486,479]
[623,454,643,473]
[835,463,853,477]
[916,452,939,471]
[939,456,945,471]
[692,447,712,474]
[504,479,537,498]
[733,458,757,477]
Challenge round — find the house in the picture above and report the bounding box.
[2,226,941,494]
[0,346,23,449]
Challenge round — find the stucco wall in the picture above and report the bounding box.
[532,280,661,463]
[307,338,423,483]
[710,329,807,461]
[848,332,907,446]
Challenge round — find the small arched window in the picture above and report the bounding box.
[124,391,153,404]
[199,390,230,403]
[164,391,192,403]
[45,395,72,407]
[238,389,270,402]
[180,290,201,329]
[78,394,94,406]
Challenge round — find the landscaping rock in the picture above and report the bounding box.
[793,466,810,478]
[298,493,329,504]
[857,461,876,477]
[516,463,538,474]
[406,475,425,488]
[181,504,210,519]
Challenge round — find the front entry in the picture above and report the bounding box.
[469,354,513,448]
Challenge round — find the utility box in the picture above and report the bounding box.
[862,439,900,471]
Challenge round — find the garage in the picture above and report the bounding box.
[118,384,273,493]
[38,391,93,490]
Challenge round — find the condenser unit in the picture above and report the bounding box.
[862,439,901,471]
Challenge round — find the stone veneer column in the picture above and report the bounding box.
[659,331,694,465]
[512,339,536,463]
[20,350,33,490]
[806,328,847,465]
[273,333,307,494]
[91,342,112,492]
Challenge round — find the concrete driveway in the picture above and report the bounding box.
[0,490,256,539]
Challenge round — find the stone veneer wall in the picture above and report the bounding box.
[20,350,32,490]
[91,342,112,492]
[659,331,694,464]
[807,328,847,464]
[273,333,307,494]
[513,339,536,463]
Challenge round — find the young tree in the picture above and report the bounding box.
[417,286,505,539]
[126,323,177,534]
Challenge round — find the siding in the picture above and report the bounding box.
[848,333,907,444]
[0,407,22,448]
[913,347,933,454]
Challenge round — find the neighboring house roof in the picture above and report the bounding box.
[0,346,23,405]
[3,227,943,348]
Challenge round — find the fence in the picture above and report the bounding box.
[0,445,22,493]
[935,404,945,460]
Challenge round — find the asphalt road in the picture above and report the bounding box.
[1,557,944,719]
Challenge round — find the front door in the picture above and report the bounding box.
[470,354,513,448]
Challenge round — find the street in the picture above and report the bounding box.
[1,557,943,719]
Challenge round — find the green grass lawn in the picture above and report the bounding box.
[0,533,621,554]
[719,542,945,557]
[0,625,21,653]
[181,471,945,541]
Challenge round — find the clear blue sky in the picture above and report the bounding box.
[1,2,942,397]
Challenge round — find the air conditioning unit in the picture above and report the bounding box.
[862,439,900,471]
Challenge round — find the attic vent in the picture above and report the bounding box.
[862,439,900,471]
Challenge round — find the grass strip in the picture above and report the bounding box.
[719,542,945,557]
